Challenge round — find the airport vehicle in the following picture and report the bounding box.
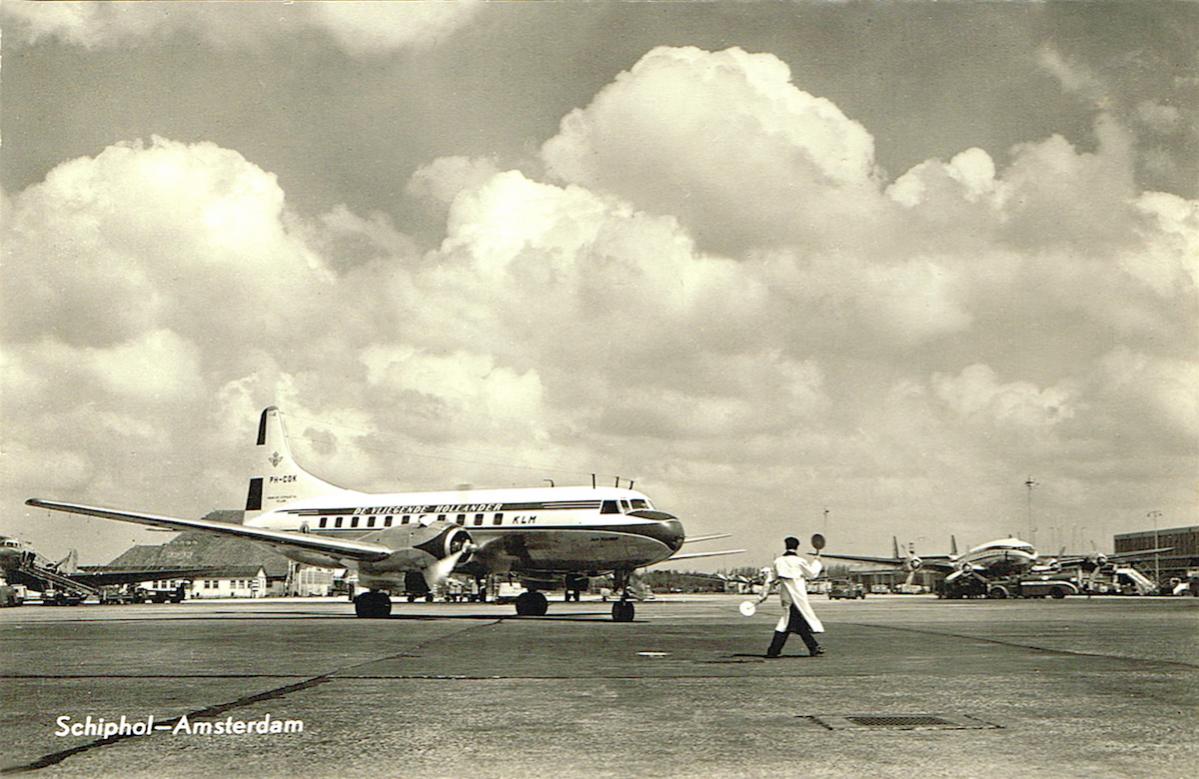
[29,407,741,622]
[983,576,1080,600]
[99,585,145,605]
[823,535,1171,599]
[0,584,23,607]
[827,579,866,599]
[0,536,210,605]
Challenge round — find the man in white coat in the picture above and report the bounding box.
[757,536,825,657]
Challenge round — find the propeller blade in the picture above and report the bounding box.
[420,544,476,590]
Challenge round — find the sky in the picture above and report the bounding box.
[1,1,1196,568]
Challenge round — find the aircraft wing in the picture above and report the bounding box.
[1054,547,1174,566]
[817,553,906,566]
[649,548,746,565]
[683,533,732,544]
[72,567,220,588]
[26,499,392,563]
[819,553,954,569]
[1105,547,1174,561]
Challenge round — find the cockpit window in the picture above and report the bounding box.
[620,500,632,512]
[630,499,650,510]
[600,500,620,515]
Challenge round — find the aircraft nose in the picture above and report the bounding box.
[661,517,685,553]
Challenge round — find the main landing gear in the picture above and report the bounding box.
[611,570,634,622]
[354,590,392,618]
[514,590,548,616]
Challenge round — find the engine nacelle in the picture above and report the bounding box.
[906,556,923,572]
[360,524,473,575]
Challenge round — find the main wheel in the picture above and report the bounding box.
[1050,587,1067,599]
[611,601,635,622]
[354,591,392,618]
[515,591,549,616]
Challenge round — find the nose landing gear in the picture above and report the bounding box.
[611,570,635,622]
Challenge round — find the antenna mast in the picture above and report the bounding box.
[1024,476,1038,545]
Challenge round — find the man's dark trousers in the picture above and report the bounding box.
[766,604,821,656]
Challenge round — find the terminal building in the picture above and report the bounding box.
[1113,524,1199,588]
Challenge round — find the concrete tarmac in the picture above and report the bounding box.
[1,594,1196,778]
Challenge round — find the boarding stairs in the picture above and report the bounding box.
[1113,566,1157,595]
[15,556,98,596]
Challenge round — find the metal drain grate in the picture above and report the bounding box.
[803,714,1001,731]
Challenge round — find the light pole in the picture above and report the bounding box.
[1148,510,1162,590]
[1024,476,1038,546]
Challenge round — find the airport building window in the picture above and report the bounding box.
[384,516,393,527]
[601,500,619,514]
[335,517,343,528]
[494,513,504,525]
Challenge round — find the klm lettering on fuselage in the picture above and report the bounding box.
[351,504,504,515]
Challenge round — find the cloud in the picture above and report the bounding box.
[1037,43,1108,105]
[540,46,883,256]
[3,45,1197,566]
[1135,100,1183,135]
[0,0,481,55]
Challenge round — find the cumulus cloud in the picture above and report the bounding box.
[4,45,1197,564]
[540,46,883,255]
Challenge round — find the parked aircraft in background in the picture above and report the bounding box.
[0,535,211,604]
[28,407,741,621]
[821,535,1172,596]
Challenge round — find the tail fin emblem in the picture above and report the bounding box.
[269,451,283,468]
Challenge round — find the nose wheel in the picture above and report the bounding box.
[611,601,634,622]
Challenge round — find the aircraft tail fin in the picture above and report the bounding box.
[950,534,958,556]
[892,536,900,559]
[56,549,78,574]
[244,407,353,519]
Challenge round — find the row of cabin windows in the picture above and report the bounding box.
[316,513,505,529]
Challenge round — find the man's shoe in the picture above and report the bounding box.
[764,653,781,659]
[810,648,825,656]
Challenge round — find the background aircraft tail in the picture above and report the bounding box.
[244,407,354,519]
[56,549,78,574]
